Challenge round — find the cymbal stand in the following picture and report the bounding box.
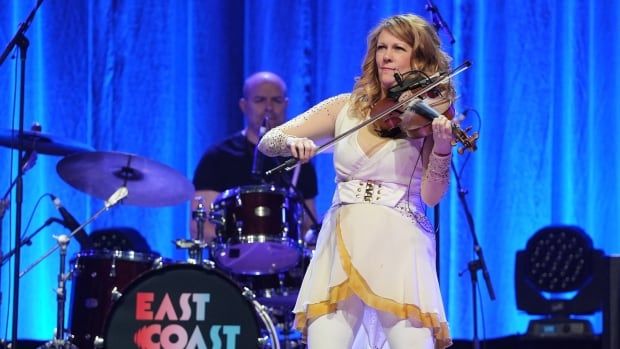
[0,146,37,315]
[36,235,77,349]
[191,198,207,262]
[175,197,210,264]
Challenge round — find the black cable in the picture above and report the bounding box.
[20,193,53,240]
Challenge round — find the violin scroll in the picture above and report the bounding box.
[452,125,479,154]
[407,99,479,154]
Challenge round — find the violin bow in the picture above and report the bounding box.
[266,60,472,175]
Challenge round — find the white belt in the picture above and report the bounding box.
[333,179,406,207]
[332,179,433,233]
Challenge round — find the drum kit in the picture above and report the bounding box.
[0,129,314,349]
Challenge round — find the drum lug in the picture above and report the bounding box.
[257,335,269,347]
[111,286,122,301]
[209,210,226,226]
[152,256,165,269]
[202,260,216,269]
[109,258,117,278]
[242,287,256,301]
[93,336,104,348]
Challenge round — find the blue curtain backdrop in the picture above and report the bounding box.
[0,0,618,341]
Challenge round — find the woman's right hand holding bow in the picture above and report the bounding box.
[286,136,318,163]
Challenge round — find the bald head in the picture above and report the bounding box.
[239,71,289,144]
[242,71,288,98]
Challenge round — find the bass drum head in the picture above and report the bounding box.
[103,264,262,348]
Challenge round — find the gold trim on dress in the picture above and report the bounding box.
[294,211,453,349]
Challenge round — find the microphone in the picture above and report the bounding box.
[425,0,456,44]
[408,99,442,120]
[251,115,270,181]
[51,194,90,248]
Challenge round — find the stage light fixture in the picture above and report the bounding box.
[515,225,604,338]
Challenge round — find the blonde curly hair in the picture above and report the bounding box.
[350,13,455,118]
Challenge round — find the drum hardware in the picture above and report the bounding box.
[175,198,218,265]
[110,287,122,301]
[33,234,78,349]
[150,255,167,269]
[241,287,281,349]
[209,208,225,226]
[174,238,212,263]
[210,184,304,275]
[92,337,104,349]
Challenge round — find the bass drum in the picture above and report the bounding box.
[102,264,279,349]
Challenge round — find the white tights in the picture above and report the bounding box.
[306,296,434,349]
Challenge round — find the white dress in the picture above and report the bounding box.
[260,95,452,349]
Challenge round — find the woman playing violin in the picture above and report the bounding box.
[258,13,455,349]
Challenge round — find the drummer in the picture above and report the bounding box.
[190,71,319,242]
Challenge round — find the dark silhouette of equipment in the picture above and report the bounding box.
[515,225,604,338]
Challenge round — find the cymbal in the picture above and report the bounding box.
[57,151,194,207]
[0,129,95,156]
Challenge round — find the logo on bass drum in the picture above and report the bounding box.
[103,266,261,349]
[133,292,241,348]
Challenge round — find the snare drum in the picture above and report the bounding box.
[210,185,303,275]
[102,264,278,348]
[69,250,162,349]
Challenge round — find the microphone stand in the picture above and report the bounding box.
[0,0,45,345]
[451,160,495,349]
[20,186,128,278]
[0,217,64,267]
[425,0,456,44]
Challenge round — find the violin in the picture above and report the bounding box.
[371,70,478,154]
[266,61,475,175]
